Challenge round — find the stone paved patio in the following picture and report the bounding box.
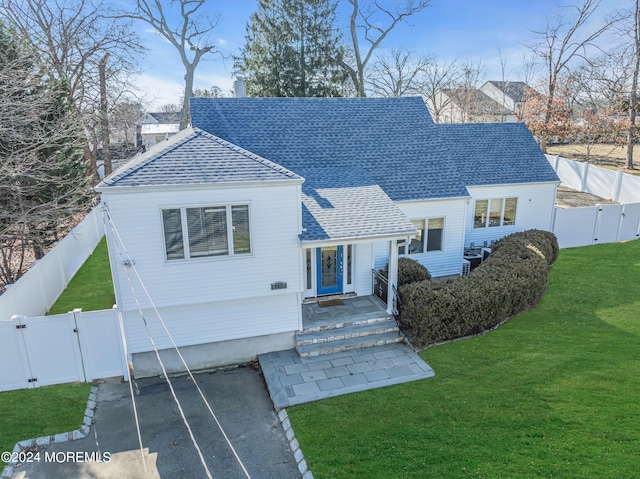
[302,295,388,327]
[259,343,434,409]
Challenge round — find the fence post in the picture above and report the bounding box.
[70,309,89,383]
[593,205,602,244]
[580,162,590,192]
[11,314,36,389]
[554,155,561,172]
[612,171,624,203]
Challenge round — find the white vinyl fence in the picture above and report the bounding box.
[0,207,105,321]
[0,308,127,392]
[548,155,640,248]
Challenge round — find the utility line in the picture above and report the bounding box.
[101,207,148,478]
[104,205,252,479]
[104,208,214,479]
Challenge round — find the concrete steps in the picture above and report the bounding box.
[295,317,403,358]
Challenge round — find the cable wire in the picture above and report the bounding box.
[100,207,148,478]
[104,208,214,479]
[104,205,252,479]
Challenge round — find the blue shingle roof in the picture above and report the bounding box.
[190,97,470,201]
[435,123,559,186]
[97,128,302,188]
[298,168,417,242]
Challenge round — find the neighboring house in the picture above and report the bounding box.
[480,81,530,119]
[97,97,559,374]
[429,87,513,123]
[135,112,182,150]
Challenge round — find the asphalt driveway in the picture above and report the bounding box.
[11,366,301,479]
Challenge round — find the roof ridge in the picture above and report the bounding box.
[99,128,200,187]
[194,128,302,180]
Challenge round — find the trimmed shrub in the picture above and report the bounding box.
[398,230,558,348]
[398,257,431,286]
[491,229,559,268]
[381,257,431,287]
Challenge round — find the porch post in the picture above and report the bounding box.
[386,239,399,315]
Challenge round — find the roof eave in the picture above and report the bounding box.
[300,229,418,247]
[95,177,304,193]
[465,179,561,189]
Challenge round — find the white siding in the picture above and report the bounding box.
[101,183,302,354]
[465,183,557,247]
[122,293,299,354]
[374,198,467,277]
[373,241,388,271]
[354,242,374,296]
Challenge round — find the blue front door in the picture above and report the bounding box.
[317,246,343,295]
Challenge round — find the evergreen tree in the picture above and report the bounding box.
[242,0,346,97]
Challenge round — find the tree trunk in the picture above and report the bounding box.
[180,64,195,130]
[627,0,640,170]
[99,53,112,177]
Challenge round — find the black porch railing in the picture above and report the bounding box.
[372,269,388,304]
[371,269,402,314]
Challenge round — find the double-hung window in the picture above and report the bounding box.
[162,205,251,261]
[473,197,517,228]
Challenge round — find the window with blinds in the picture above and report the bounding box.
[161,204,251,261]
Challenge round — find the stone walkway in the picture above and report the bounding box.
[259,343,434,409]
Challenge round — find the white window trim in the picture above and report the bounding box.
[400,217,446,256]
[425,217,445,253]
[473,197,518,229]
[160,202,253,263]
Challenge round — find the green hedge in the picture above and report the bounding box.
[381,257,431,287]
[398,230,558,348]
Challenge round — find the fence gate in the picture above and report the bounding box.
[4,314,85,390]
[594,205,624,244]
[0,321,31,391]
[618,203,640,242]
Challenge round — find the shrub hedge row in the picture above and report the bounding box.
[398,230,559,348]
[380,257,432,287]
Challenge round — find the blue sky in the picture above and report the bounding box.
[134,0,628,109]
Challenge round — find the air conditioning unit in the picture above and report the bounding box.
[461,259,471,276]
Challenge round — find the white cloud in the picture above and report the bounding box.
[133,73,185,110]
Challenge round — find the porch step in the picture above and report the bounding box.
[296,332,403,358]
[295,317,403,358]
[297,318,399,346]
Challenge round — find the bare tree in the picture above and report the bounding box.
[454,60,486,122]
[99,53,113,176]
[1,0,144,179]
[571,50,633,111]
[420,58,461,123]
[625,0,640,168]
[110,100,145,147]
[527,0,615,151]
[340,0,430,97]
[368,49,430,97]
[0,26,91,286]
[125,0,220,129]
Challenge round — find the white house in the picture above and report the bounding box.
[480,81,530,118]
[97,97,559,375]
[135,112,181,150]
[428,87,512,123]
[428,81,531,123]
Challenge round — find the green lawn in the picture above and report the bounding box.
[1,239,112,472]
[0,383,91,470]
[48,237,115,315]
[289,240,640,479]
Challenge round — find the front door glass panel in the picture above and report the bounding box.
[316,246,343,295]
